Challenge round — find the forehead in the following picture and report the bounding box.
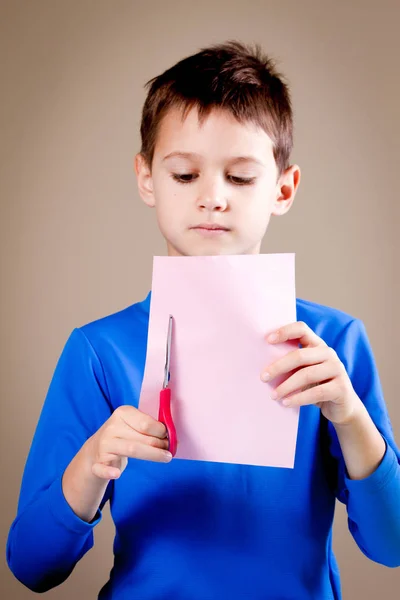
[153,105,274,164]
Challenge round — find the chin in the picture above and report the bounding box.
[179,244,243,257]
[167,233,256,257]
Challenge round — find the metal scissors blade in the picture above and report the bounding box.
[163,315,173,389]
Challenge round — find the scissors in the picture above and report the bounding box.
[158,315,178,456]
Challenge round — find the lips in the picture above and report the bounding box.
[191,223,230,231]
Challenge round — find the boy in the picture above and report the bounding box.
[6,40,400,599]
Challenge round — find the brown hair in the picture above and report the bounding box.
[139,40,293,176]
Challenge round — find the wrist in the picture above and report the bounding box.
[333,395,366,430]
[62,436,109,522]
[333,397,386,480]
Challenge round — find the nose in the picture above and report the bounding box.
[196,181,228,212]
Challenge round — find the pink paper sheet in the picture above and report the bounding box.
[139,254,299,468]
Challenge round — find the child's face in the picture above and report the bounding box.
[135,106,300,256]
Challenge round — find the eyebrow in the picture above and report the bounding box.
[162,151,265,167]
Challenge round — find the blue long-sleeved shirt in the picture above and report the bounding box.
[6,292,400,599]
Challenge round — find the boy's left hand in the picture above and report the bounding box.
[261,321,362,426]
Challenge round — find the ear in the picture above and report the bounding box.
[134,153,155,208]
[271,164,301,216]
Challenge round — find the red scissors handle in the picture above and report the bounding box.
[158,388,178,456]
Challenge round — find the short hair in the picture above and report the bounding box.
[139,40,293,176]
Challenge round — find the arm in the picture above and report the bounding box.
[61,436,110,523]
[263,317,400,567]
[6,328,113,592]
[62,407,171,523]
[329,319,400,567]
[334,400,386,481]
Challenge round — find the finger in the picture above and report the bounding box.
[115,405,168,439]
[92,463,122,480]
[261,346,335,382]
[271,360,342,401]
[106,438,173,463]
[116,421,170,450]
[279,380,339,408]
[267,321,326,349]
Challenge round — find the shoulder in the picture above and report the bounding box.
[295,297,364,348]
[74,294,150,357]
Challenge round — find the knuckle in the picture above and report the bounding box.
[138,419,151,434]
[315,384,325,401]
[126,442,139,457]
[328,347,338,360]
[103,420,116,437]
[148,436,163,449]
[304,369,314,385]
[113,405,129,424]
[295,348,304,364]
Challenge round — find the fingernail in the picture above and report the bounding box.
[282,399,291,407]
[162,452,173,461]
[261,372,270,382]
[271,390,278,400]
[268,333,278,342]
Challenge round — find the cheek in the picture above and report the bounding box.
[249,212,271,238]
[155,197,184,237]
[154,176,187,208]
[239,191,274,224]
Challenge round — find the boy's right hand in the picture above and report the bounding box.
[88,405,172,480]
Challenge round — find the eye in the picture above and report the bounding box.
[171,174,198,184]
[228,176,256,186]
[171,173,256,186]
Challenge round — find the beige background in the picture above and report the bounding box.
[1,0,399,598]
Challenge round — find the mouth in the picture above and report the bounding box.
[190,223,231,232]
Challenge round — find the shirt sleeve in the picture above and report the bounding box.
[6,327,113,592]
[327,318,400,567]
